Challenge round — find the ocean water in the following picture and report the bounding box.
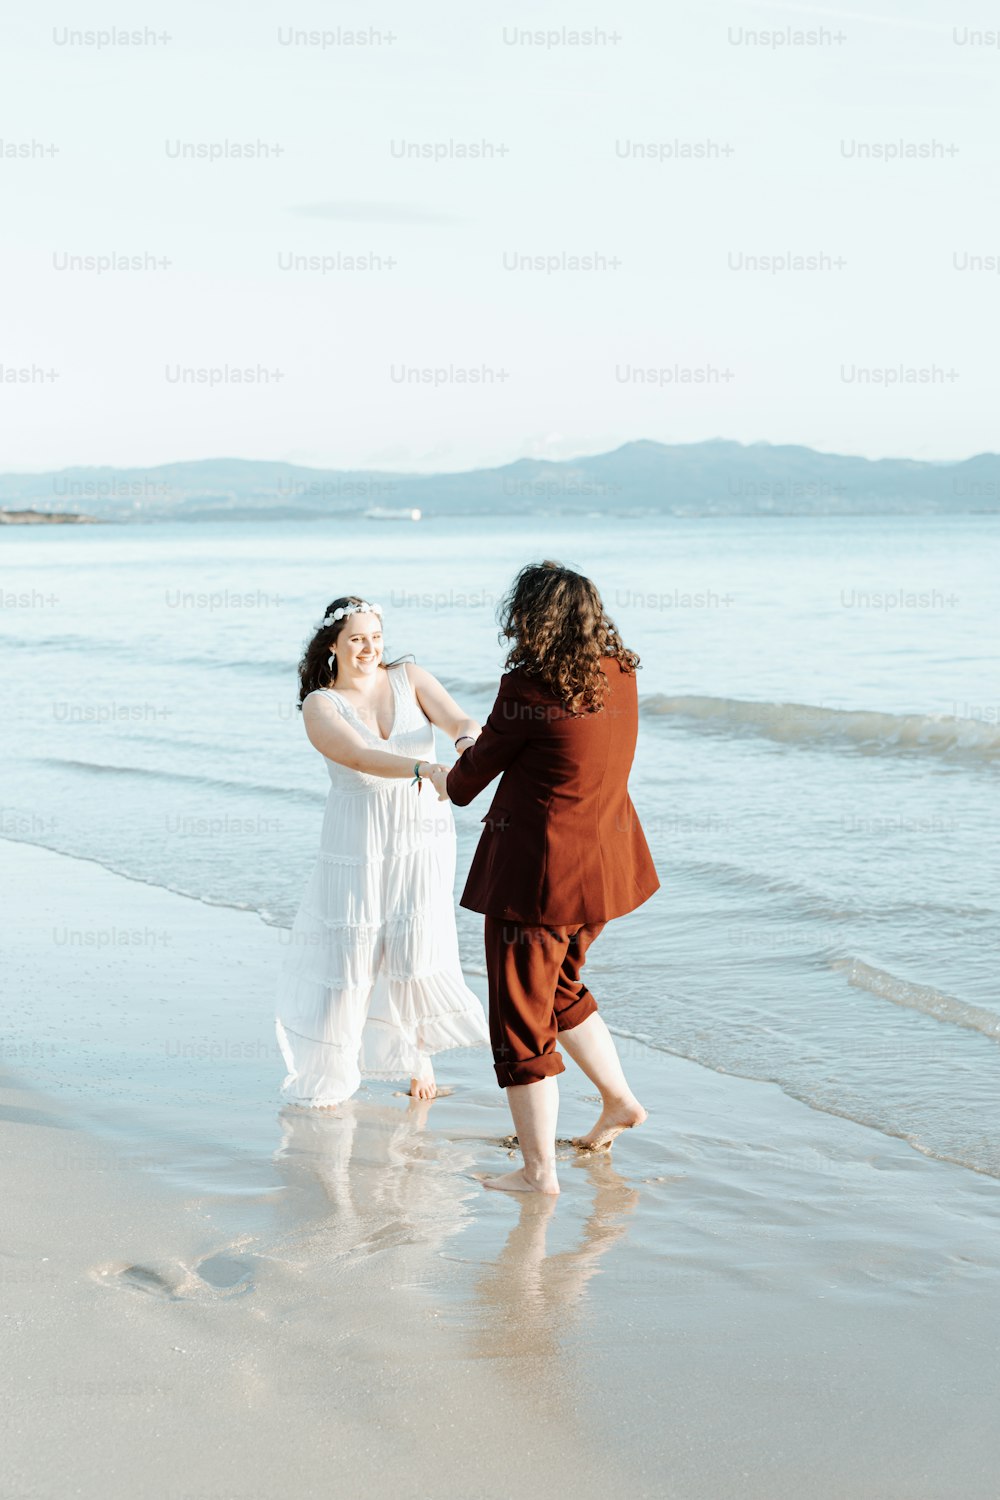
[2,512,998,1176]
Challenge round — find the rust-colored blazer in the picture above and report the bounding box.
[445,656,660,925]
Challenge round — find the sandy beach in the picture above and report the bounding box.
[3,838,1000,1500]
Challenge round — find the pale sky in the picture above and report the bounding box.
[2,0,998,472]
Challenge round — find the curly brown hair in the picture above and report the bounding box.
[497,561,639,714]
[296,596,409,708]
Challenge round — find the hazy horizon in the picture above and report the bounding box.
[3,0,995,471]
[4,431,1000,483]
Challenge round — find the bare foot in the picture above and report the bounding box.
[409,1067,437,1101]
[571,1096,647,1151]
[480,1166,560,1196]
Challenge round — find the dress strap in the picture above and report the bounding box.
[314,688,351,718]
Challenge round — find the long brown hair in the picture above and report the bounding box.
[498,561,639,714]
[297,596,410,708]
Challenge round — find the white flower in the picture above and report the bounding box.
[318,599,383,630]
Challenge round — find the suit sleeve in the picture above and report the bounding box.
[445,673,530,807]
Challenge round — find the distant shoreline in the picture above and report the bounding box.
[0,509,100,525]
[2,438,1000,521]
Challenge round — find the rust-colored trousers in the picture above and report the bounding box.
[483,916,606,1088]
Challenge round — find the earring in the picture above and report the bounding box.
[327,653,335,672]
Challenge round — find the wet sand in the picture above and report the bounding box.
[2,840,1000,1500]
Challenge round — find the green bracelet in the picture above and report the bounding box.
[412,761,424,792]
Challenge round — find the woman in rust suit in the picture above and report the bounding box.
[431,560,660,1196]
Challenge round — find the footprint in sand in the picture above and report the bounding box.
[195,1254,255,1295]
[94,1255,256,1299]
[96,1263,185,1299]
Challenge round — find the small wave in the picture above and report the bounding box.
[177,656,292,676]
[40,757,325,806]
[608,1014,1000,1181]
[439,675,503,697]
[0,832,278,922]
[1,635,75,650]
[832,956,1000,1040]
[640,694,1000,763]
[3,632,296,676]
[670,854,847,913]
[670,855,998,926]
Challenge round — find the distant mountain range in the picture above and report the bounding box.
[2,439,999,521]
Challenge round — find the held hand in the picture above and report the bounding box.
[426,763,450,801]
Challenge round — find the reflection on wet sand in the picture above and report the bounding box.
[269,1088,644,1448]
[271,1093,482,1266]
[464,1153,641,1359]
[269,1095,641,1357]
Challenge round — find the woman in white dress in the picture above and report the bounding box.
[275,595,491,1108]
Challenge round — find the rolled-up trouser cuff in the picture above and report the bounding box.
[484,916,606,1092]
[494,1050,567,1089]
[555,984,598,1033]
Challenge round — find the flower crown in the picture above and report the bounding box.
[319,600,383,629]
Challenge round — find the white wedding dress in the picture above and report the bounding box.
[275,661,490,1106]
